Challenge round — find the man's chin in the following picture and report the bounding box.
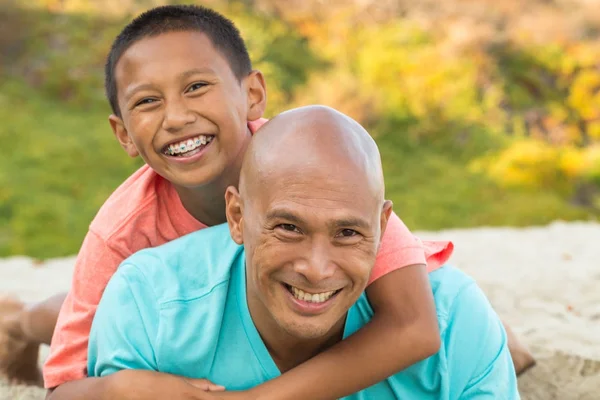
[281,321,339,341]
[277,308,348,341]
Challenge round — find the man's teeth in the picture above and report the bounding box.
[165,135,213,155]
[290,286,337,303]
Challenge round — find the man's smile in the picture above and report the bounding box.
[281,283,343,315]
[284,284,341,303]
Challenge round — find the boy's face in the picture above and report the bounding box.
[110,31,266,189]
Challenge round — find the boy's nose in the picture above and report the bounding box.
[162,100,196,131]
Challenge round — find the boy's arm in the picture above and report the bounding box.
[246,213,443,400]
[47,371,223,400]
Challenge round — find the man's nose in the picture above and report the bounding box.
[162,98,196,131]
[294,239,337,285]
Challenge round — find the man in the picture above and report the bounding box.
[88,106,520,399]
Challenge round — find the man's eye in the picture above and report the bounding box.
[337,229,358,238]
[277,224,300,233]
[186,82,207,92]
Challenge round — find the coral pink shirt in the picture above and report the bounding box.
[43,119,453,388]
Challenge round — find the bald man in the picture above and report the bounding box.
[88,106,520,399]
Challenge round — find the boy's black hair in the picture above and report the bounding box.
[105,4,252,117]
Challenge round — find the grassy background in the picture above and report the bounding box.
[1,0,598,258]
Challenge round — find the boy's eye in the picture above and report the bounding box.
[186,82,207,93]
[135,98,157,107]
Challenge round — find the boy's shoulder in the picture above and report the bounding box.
[88,165,200,246]
[89,165,161,236]
[118,223,243,306]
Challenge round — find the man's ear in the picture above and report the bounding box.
[245,70,267,122]
[225,186,244,245]
[109,114,139,158]
[379,200,394,242]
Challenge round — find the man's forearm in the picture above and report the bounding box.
[46,370,201,400]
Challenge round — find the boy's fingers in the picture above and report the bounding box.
[185,378,226,391]
[206,383,226,392]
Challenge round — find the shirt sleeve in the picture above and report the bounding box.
[88,263,160,377]
[368,211,454,285]
[43,230,126,388]
[445,282,520,400]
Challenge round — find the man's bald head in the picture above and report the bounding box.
[239,105,385,204]
[225,105,393,345]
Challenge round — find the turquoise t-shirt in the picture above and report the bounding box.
[88,223,519,399]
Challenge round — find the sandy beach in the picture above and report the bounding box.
[1,220,599,399]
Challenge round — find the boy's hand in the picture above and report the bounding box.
[203,391,259,400]
[182,380,259,400]
[47,370,230,400]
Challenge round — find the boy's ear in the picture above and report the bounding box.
[245,70,267,122]
[109,115,139,158]
[379,200,394,242]
[225,186,244,245]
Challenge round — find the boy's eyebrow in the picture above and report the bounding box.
[124,84,155,103]
[123,68,216,103]
[179,67,215,80]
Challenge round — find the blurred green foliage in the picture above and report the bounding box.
[1,0,598,258]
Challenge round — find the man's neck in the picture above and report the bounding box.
[174,165,241,227]
[247,292,346,373]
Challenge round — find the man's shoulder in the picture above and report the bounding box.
[426,265,485,328]
[429,265,476,304]
[117,224,243,306]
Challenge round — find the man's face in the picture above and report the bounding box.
[238,165,386,340]
[110,31,262,189]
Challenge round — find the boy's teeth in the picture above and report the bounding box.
[290,286,336,303]
[165,135,212,155]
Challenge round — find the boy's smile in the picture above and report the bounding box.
[109,30,265,193]
[162,134,213,158]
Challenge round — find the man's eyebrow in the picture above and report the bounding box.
[265,209,304,225]
[330,217,371,230]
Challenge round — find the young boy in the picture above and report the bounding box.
[0,4,530,399]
